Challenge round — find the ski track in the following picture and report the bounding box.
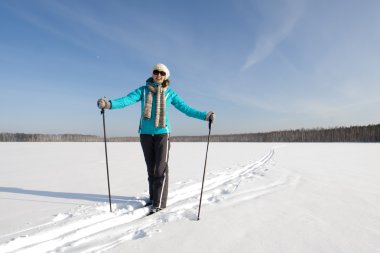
[0,148,296,253]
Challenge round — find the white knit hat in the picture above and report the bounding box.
[152,63,170,80]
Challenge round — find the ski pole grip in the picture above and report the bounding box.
[208,112,215,129]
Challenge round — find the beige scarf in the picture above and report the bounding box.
[143,84,167,128]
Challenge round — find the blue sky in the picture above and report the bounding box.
[1,0,380,137]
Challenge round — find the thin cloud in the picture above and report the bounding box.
[241,1,304,71]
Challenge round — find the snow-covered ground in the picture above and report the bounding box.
[0,142,379,253]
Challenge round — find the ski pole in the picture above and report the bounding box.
[101,108,112,212]
[197,118,213,221]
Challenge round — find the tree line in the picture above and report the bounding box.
[0,133,138,142]
[197,123,380,142]
[0,124,379,142]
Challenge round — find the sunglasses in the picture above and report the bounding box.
[153,70,166,76]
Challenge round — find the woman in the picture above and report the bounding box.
[97,63,215,214]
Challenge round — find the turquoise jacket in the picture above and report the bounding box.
[110,79,207,135]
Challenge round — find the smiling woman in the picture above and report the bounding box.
[97,63,215,214]
[151,63,170,88]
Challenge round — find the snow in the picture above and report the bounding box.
[0,142,379,253]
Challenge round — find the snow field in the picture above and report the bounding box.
[0,143,379,253]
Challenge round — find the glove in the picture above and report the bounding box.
[97,97,111,109]
[205,111,215,123]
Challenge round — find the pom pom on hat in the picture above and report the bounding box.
[152,63,170,80]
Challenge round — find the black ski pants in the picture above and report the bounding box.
[140,134,170,209]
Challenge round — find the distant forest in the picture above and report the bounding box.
[1,124,379,142]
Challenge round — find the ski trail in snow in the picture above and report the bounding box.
[0,148,293,253]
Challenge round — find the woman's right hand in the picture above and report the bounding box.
[97,97,111,109]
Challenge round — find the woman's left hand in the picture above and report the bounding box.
[206,111,215,123]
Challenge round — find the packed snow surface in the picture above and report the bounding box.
[0,142,379,252]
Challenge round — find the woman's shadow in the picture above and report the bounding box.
[0,186,147,207]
